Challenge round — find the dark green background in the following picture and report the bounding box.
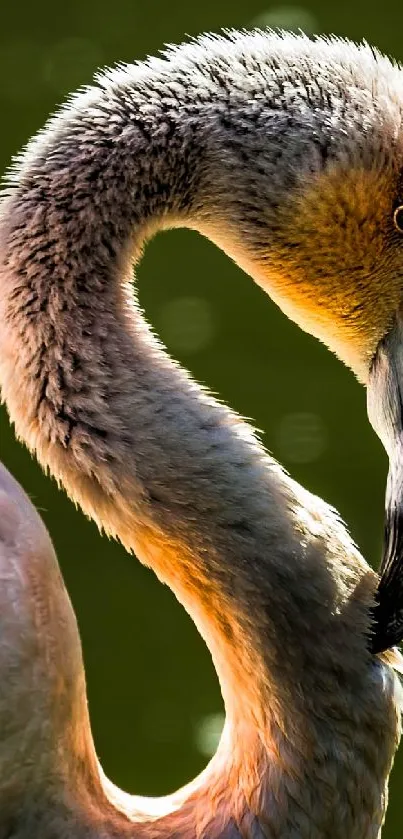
[1,0,402,834]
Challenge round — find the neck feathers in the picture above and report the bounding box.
[0,31,401,837]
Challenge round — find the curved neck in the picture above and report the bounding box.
[0,34,397,837]
[0,42,316,723]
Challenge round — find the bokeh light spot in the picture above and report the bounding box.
[194,711,225,757]
[250,6,318,34]
[158,296,216,354]
[274,411,327,464]
[43,37,103,95]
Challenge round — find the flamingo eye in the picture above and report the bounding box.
[393,205,403,233]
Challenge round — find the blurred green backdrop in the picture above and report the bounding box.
[1,0,402,835]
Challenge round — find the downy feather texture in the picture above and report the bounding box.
[0,29,403,839]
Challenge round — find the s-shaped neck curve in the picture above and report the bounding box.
[0,31,400,839]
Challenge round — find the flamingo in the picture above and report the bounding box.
[0,30,403,838]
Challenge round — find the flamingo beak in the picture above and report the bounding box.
[367,316,403,459]
[367,316,403,653]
